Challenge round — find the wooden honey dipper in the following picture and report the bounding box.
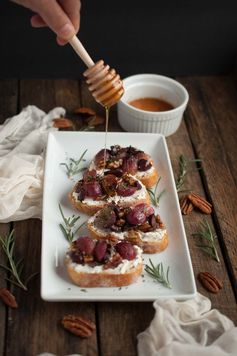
[69,35,124,107]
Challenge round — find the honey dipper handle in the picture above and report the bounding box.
[69,35,95,68]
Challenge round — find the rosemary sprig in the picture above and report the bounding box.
[192,219,220,262]
[59,204,85,243]
[147,177,166,206]
[176,155,202,193]
[80,125,95,131]
[0,230,37,291]
[60,149,88,178]
[145,259,172,289]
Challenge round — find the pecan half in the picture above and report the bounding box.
[62,314,96,338]
[188,193,212,214]
[53,118,73,129]
[139,221,151,232]
[0,288,18,308]
[74,107,96,116]
[104,253,123,269]
[180,196,194,215]
[198,272,223,293]
[155,215,165,229]
[126,230,141,245]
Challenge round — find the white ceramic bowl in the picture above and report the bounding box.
[117,74,189,136]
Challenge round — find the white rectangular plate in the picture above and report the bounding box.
[41,131,196,301]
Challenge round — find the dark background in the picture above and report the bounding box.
[0,0,237,79]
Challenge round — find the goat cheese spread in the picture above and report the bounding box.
[68,246,142,274]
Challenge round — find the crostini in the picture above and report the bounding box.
[89,145,158,188]
[87,203,168,254]
[69,169,150,215]
[65,236,143,287]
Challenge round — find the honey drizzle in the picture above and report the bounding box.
[103,106,109,170]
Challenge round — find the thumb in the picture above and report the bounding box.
[37,0,75,40]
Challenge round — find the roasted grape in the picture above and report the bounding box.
[135,203,154,217]
[104,169,123,177]
[116,147,128,159]
[115,241,136,260]
[149,214,157,229]
[137,159,152,171]
[95,206,117,229]
[93,240,108,262]
[101,174,118,195]
[116,183,137,197]
[121,156,138,175]
[75,182,85,201]
[84,181,102,198]
[135,151,150,161]
[94,149,110,167]
[76,236,95,255]
[126,207,147,225]
[83,169,97,181]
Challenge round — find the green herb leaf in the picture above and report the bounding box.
[59,204,85,243]
[176,155,202,192]
[147,177,166,206]
[0,230,37,290]
[60,149,88,178]
[192,219,220,262]
[145,259,172,289]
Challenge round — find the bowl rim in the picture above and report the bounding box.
[119,73,189,115]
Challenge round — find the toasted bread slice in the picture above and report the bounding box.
[65,238,143,287]
[69,172,150,215]
[89,145,158,188]
[87,204,168,254]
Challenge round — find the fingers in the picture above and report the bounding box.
[58,0,81,33]
[12,0,81,45]
[31,14,47,28]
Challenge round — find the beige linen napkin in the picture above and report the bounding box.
[137,293,237,356]
[0,105,64,222]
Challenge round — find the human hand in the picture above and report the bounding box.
[11,0,81,45]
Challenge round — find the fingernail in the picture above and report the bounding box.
[58,23,75,39]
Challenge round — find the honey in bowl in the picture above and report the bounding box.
[128,97,174,112]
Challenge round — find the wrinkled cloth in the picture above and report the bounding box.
[137,293,237,356]
[0,105,64,222]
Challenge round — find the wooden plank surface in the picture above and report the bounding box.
[4,80,98,356]
[178,76,237,297]
[0,80,18,356]
[1,76,237,356]
[167,120,237,322]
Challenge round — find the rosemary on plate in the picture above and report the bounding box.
[59,204,85,243]
[79,125,95,131]
[145,259,172,289]
[60,149,88,178]
[0,230,37,291]
[176,155,202,193]
[192,219,220,262]
[147,177,166,206]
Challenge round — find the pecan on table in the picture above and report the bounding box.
[188,193,212,214]
[179,196,194,215]
[0,288,18,308]
[198,272,223,293]
[62,314,96,338]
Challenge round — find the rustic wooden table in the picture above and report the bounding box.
[0,76,237,356]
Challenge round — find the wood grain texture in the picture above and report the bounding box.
[1,76,237,356]
[0,79,18,356]
[4,80,98,356]
[178,76,237,298]
[167,119,237,323]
